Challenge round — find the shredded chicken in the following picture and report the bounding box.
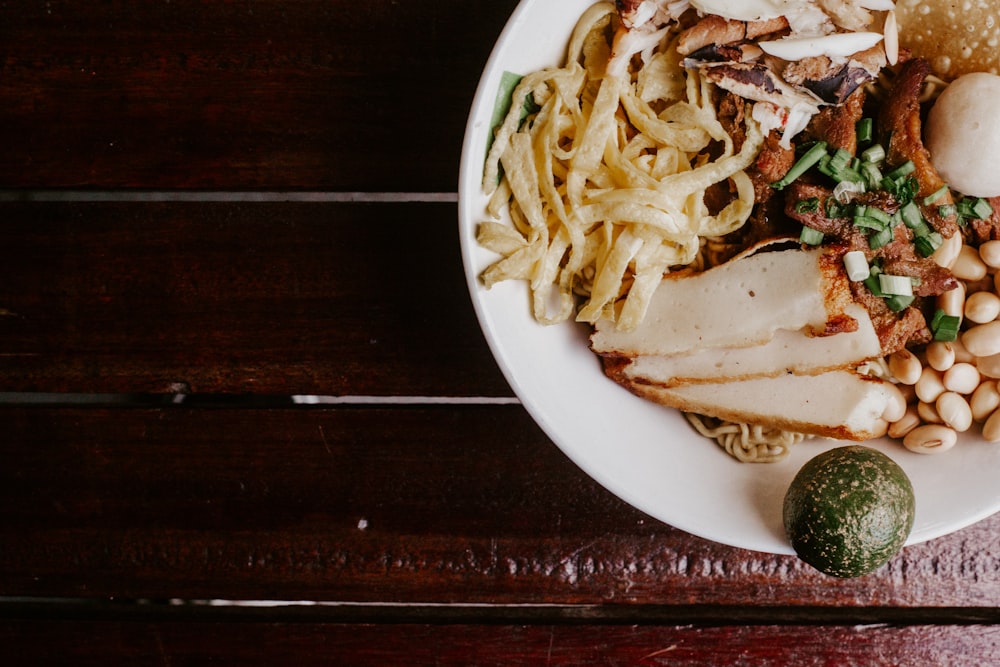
[677,15,788,56]
[606,1,893,154]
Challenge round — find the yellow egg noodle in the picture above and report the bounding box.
[477,1,1000,462]
[475,3,918,462]
[479,2,762,332]
[685,413,810,463]
[477,3,795,461]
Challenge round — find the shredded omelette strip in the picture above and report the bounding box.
[478,2,763,332]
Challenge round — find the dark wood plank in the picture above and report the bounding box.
[3,406,1000,607]
[3,620,1000,666]
[0,0,519,190]
[0,201,509,395]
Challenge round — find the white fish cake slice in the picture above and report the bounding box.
[590,247,854,356]
[619,303,882,387]
[606,367,891,441]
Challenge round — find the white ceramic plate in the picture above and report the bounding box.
[457,0,1000,554]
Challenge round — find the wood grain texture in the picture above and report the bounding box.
[0,0,520,190]
[3,406,1000,608]
[4,0,1000,655]
[0,201,509,395]
[3,620,1000,666]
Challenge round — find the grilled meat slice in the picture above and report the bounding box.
[801,86,866,152]
[879,57,960,239]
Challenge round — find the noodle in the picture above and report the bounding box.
[477,3,904,463]
[685,413,811,464]
[479,2,761,331]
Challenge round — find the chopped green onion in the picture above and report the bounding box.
[958,197,995,220]
[825,197,850,219]
[864,262,884,295]
[854,215,887,231]
[923,185,949,206]
[818,147,864,184]
[911,220,934,238]
[885,294,916,312]
[951,197,992,224]
[900,201,924,229]
[914,232,943,257]
[799,225,824,246]
[882,175,919,203]
[885,160,916,181]
[861,143,885,164]
[973,198,994,218]
[795,197,820,213]
[830,148,852,170]
[771,141,828,190]
[930,308,961,342]
[856,117,874,145]
[816,156,837,180]
[868,226,895,249]
[957,198,980,219]
[879,273,914,296]
[843,250,870,281]
[938,204,957,218]
[866,207,892,225]
[860,161,883,190]
[840,167,864,184]
[834,180,866,202]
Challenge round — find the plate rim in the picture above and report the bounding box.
[457,0,1000,554]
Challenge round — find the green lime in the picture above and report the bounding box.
[783,445,915,578]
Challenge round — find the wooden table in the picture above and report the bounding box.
[3,1,1000,663]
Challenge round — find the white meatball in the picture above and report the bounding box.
[925,73,1000,198]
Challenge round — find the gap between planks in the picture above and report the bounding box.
[0,191,458,203]
[0,189,481,407]
[0,393,519,406]
[4,597,1000,626]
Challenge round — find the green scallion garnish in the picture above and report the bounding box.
[771,141,828,190]
[861,143,885,164]
[937,204,957,221]
[860,161,883,190]
[879,273,914,297]
[843,250,870,281]
[795,197,820,213]
[974,198,995,219]
[914,232,943,258]
[884,294,916,312]
[868,226,895,249]
[899,201,924,229]
[799,225,825,246]
[922,185,949,206]
[856,117,874,145]
[930,308,961,341]
[885,160,916,181]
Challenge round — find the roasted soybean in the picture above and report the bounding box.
[926,341,956,372]
[971,380,1000,422]
[903,424,958,454]
[943,362,981,394]
[885,235,1000,451]
[965,291,1000,324]
[936,392,973,432]
[888,349,922,385]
